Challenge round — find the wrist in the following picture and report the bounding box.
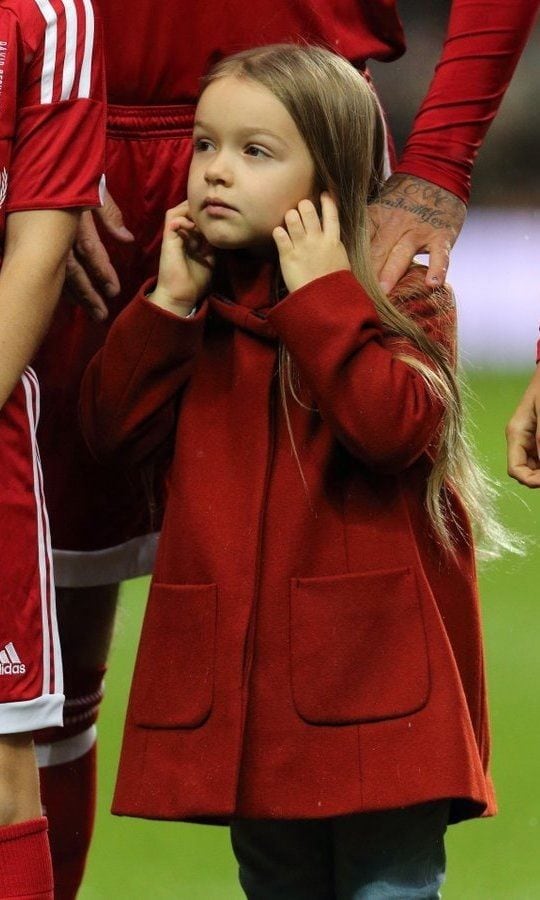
[147,285,196,318]
[285,264,351,294]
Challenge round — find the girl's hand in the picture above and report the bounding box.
[273,192,351,294]
[150,202,215,315]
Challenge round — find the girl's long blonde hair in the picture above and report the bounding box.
[203,44,515,558]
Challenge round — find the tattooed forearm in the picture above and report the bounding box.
[375,174,466,233]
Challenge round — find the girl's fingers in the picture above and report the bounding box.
[297,199,321,234]
[166,200,191,219]
[283,208,305,243]
[168,216,195,234]
[272,225,293,251]
[320,191,340,240]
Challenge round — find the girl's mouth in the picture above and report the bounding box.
[203,197,238,212]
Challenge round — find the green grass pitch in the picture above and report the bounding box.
[79,371,540,899]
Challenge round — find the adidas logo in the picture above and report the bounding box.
[0,642,26,675]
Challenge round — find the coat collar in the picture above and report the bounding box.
[207,253,283,341]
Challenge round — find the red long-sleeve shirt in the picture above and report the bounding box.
[96,0,537,203]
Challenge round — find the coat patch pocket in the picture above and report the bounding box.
[290,567,430,725]
[131,582,217,728]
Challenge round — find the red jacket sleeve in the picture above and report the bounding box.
[5,0,106,212]
[394,0,539,202]
[267,267,456,471]
[80,283,207,464]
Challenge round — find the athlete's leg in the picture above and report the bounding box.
[36,585,119,900]
[0,734,54,899]
[0,373,62,898]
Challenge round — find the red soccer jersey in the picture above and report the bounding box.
[0,0,106,241]
[99,0,405,105]
[97,0,538,202]
[0,0,105,731]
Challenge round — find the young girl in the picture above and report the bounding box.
[80,44,505,899]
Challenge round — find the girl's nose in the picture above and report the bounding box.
[204,152,233,186]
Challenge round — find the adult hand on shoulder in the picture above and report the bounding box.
[273,193,351,294]
[65,188,135,322]
[150,201,215,316]
[368,174,466,294]
[506,365,540,488]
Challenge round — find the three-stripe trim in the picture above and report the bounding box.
[32,0,95,104]
[21,369,62,697]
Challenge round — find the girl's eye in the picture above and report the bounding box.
[194,138,214,152]
[245,145,270,158]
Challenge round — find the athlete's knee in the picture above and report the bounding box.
[0,733,41,824]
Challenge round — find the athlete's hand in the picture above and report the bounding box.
[368,174,466,294]
[150,202,215,316]
[66,188,134,322]
[273,193,351,294]
[506,365,540,488]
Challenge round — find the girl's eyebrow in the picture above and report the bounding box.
[236,127,289,147]
[193,119,288,148]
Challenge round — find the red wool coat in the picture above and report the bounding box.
[80,263,495,824]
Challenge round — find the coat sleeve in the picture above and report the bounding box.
[267,266,456,472]
[79,281,207,464]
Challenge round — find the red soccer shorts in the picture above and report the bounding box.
[0,369,63,733]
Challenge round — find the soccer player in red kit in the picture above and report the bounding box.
[0,1,104,897]
[32,1,538,897]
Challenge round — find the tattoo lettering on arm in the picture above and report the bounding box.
[376,174,466,233]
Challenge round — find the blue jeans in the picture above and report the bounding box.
[230,801,450,900]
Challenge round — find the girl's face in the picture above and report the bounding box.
[187,75,316,250]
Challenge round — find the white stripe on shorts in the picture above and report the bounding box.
[35,724,97,768]
[53,531,159,587]
[0,692,64,735]
[21,370,63,699]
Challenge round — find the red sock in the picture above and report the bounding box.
[38,738,97,900]
[0,816,54,899]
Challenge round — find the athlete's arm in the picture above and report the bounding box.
[0,209,79,411]
[369,0,538,293]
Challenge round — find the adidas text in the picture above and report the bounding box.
[0,662,26,675]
